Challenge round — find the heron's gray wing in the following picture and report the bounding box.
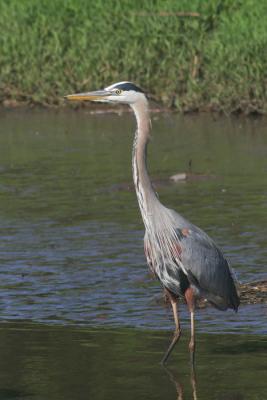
[175,225,239,311]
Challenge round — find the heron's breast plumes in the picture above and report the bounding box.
[143,206,190,296]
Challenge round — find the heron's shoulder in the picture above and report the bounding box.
[167,208,205,238]
[166,207,222,253]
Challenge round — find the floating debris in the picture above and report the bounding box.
[169,172,217,182]
[169,173,187,182]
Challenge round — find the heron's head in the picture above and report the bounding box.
[65,81,146,106]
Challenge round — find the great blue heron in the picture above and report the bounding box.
[65,82,240,364]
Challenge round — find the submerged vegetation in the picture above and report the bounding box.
[0,0,266,113]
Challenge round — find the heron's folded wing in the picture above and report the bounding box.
[175,227,239,310]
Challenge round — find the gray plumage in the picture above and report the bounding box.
[129,88,239,313]
[65,80,240,364]
[144,211,239,311]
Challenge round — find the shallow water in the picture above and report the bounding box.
[0,109,266,335]
[0,109,266,399]
[0,322,266,400]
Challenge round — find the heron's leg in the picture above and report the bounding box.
[161,290,181,365]
[189,310,195,364]
[185,287,196,365]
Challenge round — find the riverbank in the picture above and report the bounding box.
[1,1,267,114]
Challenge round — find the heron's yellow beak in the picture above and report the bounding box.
[64,90,110,102]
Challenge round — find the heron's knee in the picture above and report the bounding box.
[174,327,182,340]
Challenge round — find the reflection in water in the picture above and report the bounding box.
[164,365,197,400]
[0,323,265,399]
[190,366,197,400]
[165,364,247,400]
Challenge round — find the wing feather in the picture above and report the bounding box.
[177,225,239,310]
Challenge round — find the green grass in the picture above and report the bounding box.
[0,0,266,113]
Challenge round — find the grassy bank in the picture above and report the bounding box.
[0,0,266,114]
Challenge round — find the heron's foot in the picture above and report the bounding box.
[161,327,182,365]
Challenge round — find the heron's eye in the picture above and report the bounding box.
[115,89,122,95]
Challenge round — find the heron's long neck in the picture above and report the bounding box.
[131,99,161,228]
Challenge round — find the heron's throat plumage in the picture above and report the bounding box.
[131,99,161,228]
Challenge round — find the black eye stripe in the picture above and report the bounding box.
[113,82,144,93]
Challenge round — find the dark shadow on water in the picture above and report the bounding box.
[217,395,245,400]
[0,322,265,400]
[212,337,267,354]
[0,389,32,399]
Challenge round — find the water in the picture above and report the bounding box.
[0,109,266,398]
[0,322,266,400]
